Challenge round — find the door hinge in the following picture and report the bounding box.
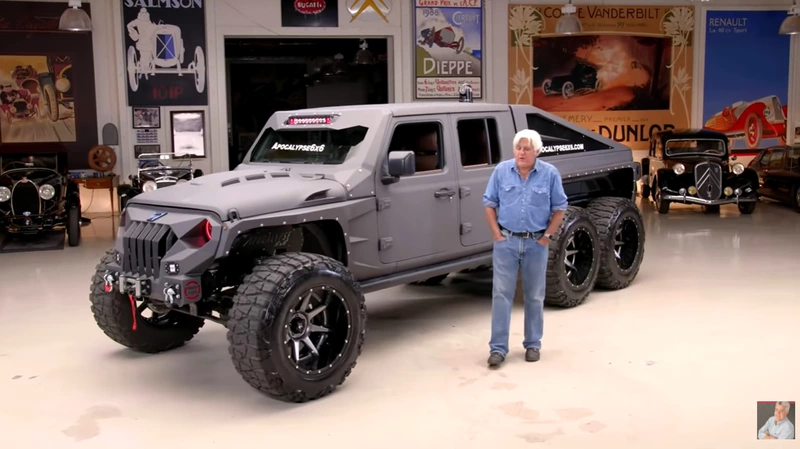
[379,237,393,251]
[460,222,472,235]
[377,197,391,211]
[459,187,471,198]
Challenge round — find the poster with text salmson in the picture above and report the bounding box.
[508,4,694,155]
[122,0,208,106]
[415,0,483,99]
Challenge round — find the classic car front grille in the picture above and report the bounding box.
[695,162,722,201]
[11,180,40,216]
[122,220,178,277]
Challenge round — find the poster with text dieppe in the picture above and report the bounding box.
[702,10,790,153]
[414,0,483,99]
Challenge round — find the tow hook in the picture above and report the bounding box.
[164,284,181,305]
[103,272,116,292]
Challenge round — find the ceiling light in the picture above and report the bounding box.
[779,4,800,35]
[556,1,582,34]
[59,0,92,32]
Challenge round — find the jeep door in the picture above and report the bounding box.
[374,116,461,265]
[448,111,514,247]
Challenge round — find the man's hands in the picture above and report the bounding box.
[493,233,506,242]
[763,430,776,439]
[536,236,549,246]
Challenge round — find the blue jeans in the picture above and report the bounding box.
[489,231,549,357]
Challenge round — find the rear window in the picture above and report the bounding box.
[249,126,368,165]
[665,139,725,156]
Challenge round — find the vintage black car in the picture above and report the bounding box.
[0,152,82,246]
[748,144,800,212]
[118,152,203,210]
[640,129,759,214]
[541,59,601,99]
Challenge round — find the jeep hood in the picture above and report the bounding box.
[128,167,348,220]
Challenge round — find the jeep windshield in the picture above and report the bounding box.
[248,125,368,165]
[665,139,726,157]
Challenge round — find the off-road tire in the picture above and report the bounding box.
[67,205,81,247]
[410,274,449,286]
[545,206,601,308]
[738,201,756,214]
[89,250,205,353]
[586,197,645,290]
[226,252,366,403]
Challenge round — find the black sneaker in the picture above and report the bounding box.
[487,352,505,367]
[525,348,540,362]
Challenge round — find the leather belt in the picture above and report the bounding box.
[500,227,545,239]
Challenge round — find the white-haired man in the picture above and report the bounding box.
[758,401,795,439]
[482,129,567,367]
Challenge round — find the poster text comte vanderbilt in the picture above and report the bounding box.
[538,6,662,20]
[124,0,202,8]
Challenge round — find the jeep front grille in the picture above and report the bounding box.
[694,161,722,201]
[11,180,40,216]
[122,220,178,277]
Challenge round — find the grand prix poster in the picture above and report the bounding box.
[508,4,694,156]
[414,0,483,99]
[702,10,791,153]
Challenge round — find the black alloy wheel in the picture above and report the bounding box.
[544,206,601,308]
[564,228,594,288]
[281,285,352,378]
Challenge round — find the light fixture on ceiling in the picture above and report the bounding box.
[354,39,375,65]
[556,1,582,34]
[59,0,92,31]
[779,1,800,35]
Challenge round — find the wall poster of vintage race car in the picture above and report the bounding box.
[703,95,788,150]
[0,54,77,144]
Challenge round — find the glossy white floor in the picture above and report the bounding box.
[1,197,799,449]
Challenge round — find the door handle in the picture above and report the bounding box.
[434,188,456,198]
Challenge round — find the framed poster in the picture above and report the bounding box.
[170,110,205,158]
[132,107,160,129]
[122,1,208,106]
[281,0,338,27]
[414,0,483,99]
[702,10,791,154]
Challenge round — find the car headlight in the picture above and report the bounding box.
[177,179,188,184]
[0,186,10,202]
[142,180,157,192]
[673,163,685,175]
[732,163,744,175]
[39,184,55,200]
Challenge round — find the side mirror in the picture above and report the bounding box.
[383,151,415,184]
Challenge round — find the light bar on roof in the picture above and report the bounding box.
[286,116,333,125]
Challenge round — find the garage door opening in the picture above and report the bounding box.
[224,37,390,169]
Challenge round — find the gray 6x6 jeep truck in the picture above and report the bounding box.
[89,87,645,403]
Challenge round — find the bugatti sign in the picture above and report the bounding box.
[282,0,338,26]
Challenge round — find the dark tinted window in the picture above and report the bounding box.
[664,138,725,156]
[787,146,800,171]
[388,122,443,173]
[755,151,771,168]
[249,126,368,164]
[526,113,612,156]
[457,118,501,167]
[768,149,785,169]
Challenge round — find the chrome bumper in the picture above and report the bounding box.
[661,194,757,205]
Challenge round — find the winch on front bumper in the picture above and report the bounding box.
[102,205,222,307]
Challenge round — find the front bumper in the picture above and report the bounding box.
[661,188,757,205]
[102,204,223,306]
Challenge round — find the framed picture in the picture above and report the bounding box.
[169,110,205,158]
[132,107,161,129]
[134,144,160,158]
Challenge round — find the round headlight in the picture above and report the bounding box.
[732,163,744,175]
[142,180,157,192]
[39,184,55,200]
[673,163,685,175]
[0,186,10,202]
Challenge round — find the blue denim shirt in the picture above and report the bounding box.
[758,416,795,439]
[482,158,568,233]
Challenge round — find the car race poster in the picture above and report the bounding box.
[508,4,694,157]
[122,0,208,106]
[414,0,483,99]
[702,10,791,153]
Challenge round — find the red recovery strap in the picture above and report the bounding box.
[128,294,138,331]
